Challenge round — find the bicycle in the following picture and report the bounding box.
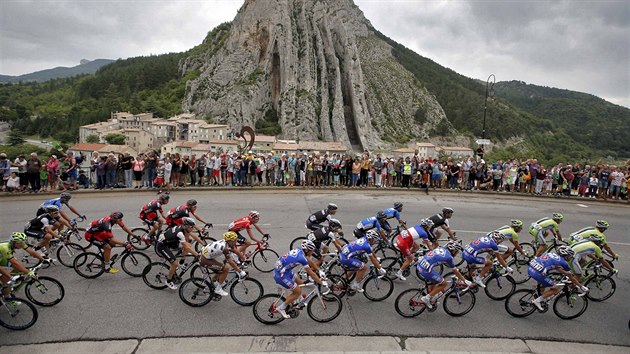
[142,254,198,290]
[394,275,476,317]
[73,241,151,279]
[179,267,264,307]
[0,292,38,330]
[20,216,86,268]
[8,263,64,307]
[508,238,565,284]
[288,233,349,251]
[504,276,588,320]
[326,263,394,301]
[128,221,215,252]
[240,234,279,273]
[253,282,342,324]
[452,260,516,301]
[580,263,616,302]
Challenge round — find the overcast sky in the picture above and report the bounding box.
[1,0,628,107]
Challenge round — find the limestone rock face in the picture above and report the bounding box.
[182,0,452,151]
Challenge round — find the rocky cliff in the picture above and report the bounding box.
[181,0,454,151]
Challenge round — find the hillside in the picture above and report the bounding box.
[0,59,115,83]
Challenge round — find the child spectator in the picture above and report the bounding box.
[6,172,20,192]
[588,175,599,198]
[155,160,166,194]
[40,166,49,192]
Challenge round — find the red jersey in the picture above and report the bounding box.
[229,216,253,232]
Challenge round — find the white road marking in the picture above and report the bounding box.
[576,204,589,208]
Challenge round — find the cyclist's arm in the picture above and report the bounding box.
[332,238,343,253]
[59,210,73,223]
[368,253,382,269]
[510,239,527,255]
[250,225,263,242]
[422,238,433,250]
[491,250,509,268]
[451,268,468,283]
[304,260,323,284]
[557,268,584,287]
[602,244,617,259]
[120,224,135,237]
[185,229,203,245]
[44,225,60,238]
[0,266,11,280]
[230,246,246,262]
[552,229,562,240]
[9,257,31,275]
[441,225,456,239]
[180,241,198,257]
[67,204,82,218]
[190,210,208,225]
[224,249,244,273]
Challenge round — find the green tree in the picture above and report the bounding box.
[86,134,100,143]
[8,129,25,145]
[104,133,126,145]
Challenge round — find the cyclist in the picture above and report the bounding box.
[462,231,512,287]
[417,240,472,309]
[0,232,50,297]
[494,219,530,259]
[84,211,136,274]
[156,217,199,290]
[352,211,390,241]
[305,203,338,231]
[36,192,85,230]
[381,202,407,231]
[529,213,564,257]
[569,239,616,279]
[393,218,435,281]
[24,205,70,257]
[427,207,457,246]
[568,220,618,261]
[199,231,248,297]
[165,199,212,229]
[228,211,268,255]
[528,246,589,311]
[139,194,170,240]
[306,218,344,265]
[273,240,327,319]
[339,230,387,292]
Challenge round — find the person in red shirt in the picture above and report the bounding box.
[85,211,135,273]
[228,210,268,254]
[139,194,170,238]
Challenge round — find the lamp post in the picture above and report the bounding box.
[482,74,495,140]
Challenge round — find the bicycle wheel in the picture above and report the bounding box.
[363,276,394,301]
[289,237,307,250]
[327,274,348,298]
[252,249,279,273]
[56,243,85,267]
[18,253,42,269]
[373,245,400,259]
[484,275,516,300]
[179,277,213,307]
[24,276,65,307]
[230,278,264,306]
[121,251,152,277]
[73,252,105,279]
[142,262,169,289]
[516,243,536,264]
[307,293,342,323]
[129,228,151,251]
[0,297,38,330]
[504,289,537,318]
[443,288,475,317]
[326,260,355,281]
[507,259,531,284]
[394,288,427,318]
[253,294,286,325]
[585,275,616,302]
[380,256,402,280]
[194,236,217,253]
[553,291,588,320]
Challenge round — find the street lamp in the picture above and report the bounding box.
[482,74,495,140]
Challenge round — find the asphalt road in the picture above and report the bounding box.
[0,190,628,345]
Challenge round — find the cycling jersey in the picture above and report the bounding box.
[495,225,519,242]
[274,248,309,277]
[427,213,450,231]
[339,237,373,270]
[462,236,498,265]
[528,217,559,242]
[527,252,570,287]
[353,216,385,238]
[158,226,186,249]
[85,216,124,242]
[569,241,603,275]
[307,226,337,245]
[0,242,27,267]
[306,209,332,230]
[201,240,229,260]
[36,198,67,216]
[416,246,455,284]
[395,225,430,257]
[166,205,191,226]
[139,199,164,222]
[25,214,57,231]
[568,227,606,245]
[228,216,253,232]
[382,208,401,220]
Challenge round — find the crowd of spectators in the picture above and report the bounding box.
[1,148,629,203]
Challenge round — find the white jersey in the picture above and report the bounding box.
[201,240,227,259]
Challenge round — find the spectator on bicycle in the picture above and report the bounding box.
[199,231,247,297]
[273,240,327,319]
[305,203,338,231]
[306,218,344,265]
[427,207,457,245]
[462,231,512,288]
[228,211,268,255]
[393,218,435,281]
[567,220,619,261]
[24,205,69,258]
[353,211,389,241]
[139,194,170,240]
[529,213,564,257]
[36,192,85,231]
[339,230,387,293]
[165,199,212,234]
[417,240,472,309]
[569,239,617,279]
[84,211,136,274]
[493,219,530,260]
[0,232,49,297]
[528,246,588,311]
[381,202,407,230]
[156,217,199,290]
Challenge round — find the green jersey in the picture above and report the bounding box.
[495,225,519,242]
[0,241,27,267]
[529,217,559,236]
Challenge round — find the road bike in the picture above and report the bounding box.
[240,234,279,273]
[505,243,536,284]
[8,263,64,307]
[288,233,349,251]
[20,217,86,268]
[0,293,38,330]
[451,260,516,301]
[326,263,394,301]
[580,263,616,302]
[73,242,150,279]
[253,282,342,324]
[142,254,198,290]
[128,221,215,252]
[179,267,263,307]
[394,275,476,317]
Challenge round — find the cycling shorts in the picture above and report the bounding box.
[339,253,365,270]
[305,220,321,231]
[200,257,225,272]
[416,267,444,284]
[140,211,159,222]
[462,251,486,266]
[235,231,247,245]
[24,229,45,240]
[85,231,113,243]
[273,269,297,290]
[156,242,177,263]
[165,216,182,228]
[528,267,555,288]
[395,235,414,258]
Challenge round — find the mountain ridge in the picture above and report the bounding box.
[0,59,115,83]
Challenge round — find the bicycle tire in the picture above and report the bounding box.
[484,275,516,300]
[553,291,588,320]
[252,249,279,273]
[128,228,151,250]
[307,293,342,323]
[516,243,536,264]
[443,288,476,316]
[289,237,307,251]
[507,259,531,284]
[194,236,217,253]
[380,256,402,280]
[179,277,214,307]
[327,274,348,298]
[373,245,400,259]
[73,252,105,279]
[56,242,85,267]
[253,294,286,325]
[230,278,264,306]
[394,288,427,318]
[24,276,65,307]
[504,289,537,318]
[363,276,394,301]
[121,251,152,277]
[585,275,616,302]
[18,253,42,269]
[326,260,355,281]
[142,262,170,289]
[0,297,38,330]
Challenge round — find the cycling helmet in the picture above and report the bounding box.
[159,194,170,202]
[11,232,27,243]
[60,192,72,201]
[301,239,316,251]
[489,231,504,243]
[511,219,524,229]
[444,239,461,253]
[442,207,454,216]
[327,203,338,211]
[46,205,60,213]
[393,202,403,211]
[110,211,124,220]
[182,217,196,227]
[328,218,342,229]
[376,211,387,220]
[366,229,380,241]
[595,220,609,231]
[552,212,564,222]
[557,245,575,258]
[186,199,198,207]
[249,211,260,219]
[223,231,238,241]
[420,218,435,229]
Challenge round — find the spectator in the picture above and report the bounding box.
[25,152,43,192]
[105,153,117,189]
[6,171,20,192]
[197,154,206,186]
[171,153,181,188]
[189,154,197,187]
[132,154,145,189]
[96,156,107,190]
[40,162,48,192]
[121,152,133,188]
[64,152,79,190]
[0,153,11,191]
[46,155,60,191]
[609,166,624,200]
[78,170,90,189]
[145,151,157,189]
[12,154,28,191]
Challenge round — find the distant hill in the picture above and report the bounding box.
[0,59,115,83]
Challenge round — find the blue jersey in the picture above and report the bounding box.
[528,252,570,275]
[355,216,383,232]
[416,247,455,273]
[341,237,373,259]
[274,248,309,276]
[463,236,498,256]
[40,198,65,210]
[382,208,401,220]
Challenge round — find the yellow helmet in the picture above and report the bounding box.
[223,231,238,241]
